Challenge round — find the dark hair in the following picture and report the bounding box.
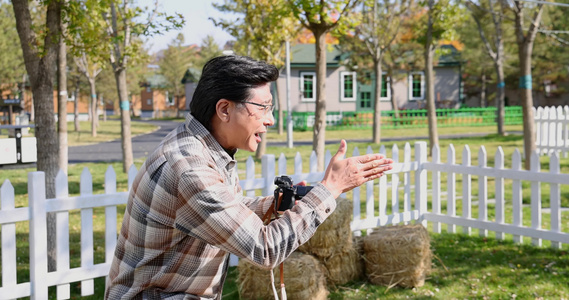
[190,55,279,130]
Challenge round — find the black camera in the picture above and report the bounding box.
[273,175,314,211]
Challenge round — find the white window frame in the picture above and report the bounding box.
[408,71,425,101]
[300,72,316,102]
[340,71,357,102]
[166,91,175,106]
[380,72,391,101]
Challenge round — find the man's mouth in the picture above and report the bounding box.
[254,132,264,143]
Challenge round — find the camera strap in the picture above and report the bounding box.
[262,193,287,300]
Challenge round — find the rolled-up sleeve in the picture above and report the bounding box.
[174,163,336,269]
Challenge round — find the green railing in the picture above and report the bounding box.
[277,106,523,131]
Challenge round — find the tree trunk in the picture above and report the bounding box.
[425,44,439,155]
[388,66,399,121]
[89,79,97,137]
[256,81,280,159]
[425,1,439,155]
[58,22,68,173]
[480,72,486,108]
[519,46,535,170]
[495,61,506,136]
[514,1,542,170]
[313,29,327,171]
[74,78,80,132]
[12,0,61,273]
[277,78,284,135]
[372,58,382,144]
[115,68,134,172]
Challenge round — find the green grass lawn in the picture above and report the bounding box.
[0,119,158,147]
[220,232,569,299]
[2,123,569,299]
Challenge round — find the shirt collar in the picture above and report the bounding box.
[185,113,237,167]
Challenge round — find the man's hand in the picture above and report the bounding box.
[321,140,394,199]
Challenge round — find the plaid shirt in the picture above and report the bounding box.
[105,114,336,299]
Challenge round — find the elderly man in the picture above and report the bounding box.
[105,55,393,299]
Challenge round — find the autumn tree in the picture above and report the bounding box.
[196,35,224,69]
[72,0,183,172]
[58,2,69,173]
[418,0,464,154]
[509,0,544,170]
[466,0,510,136]
[74,52,103,137]
[341,0,410,144]
[158,33,195,118]
[0,3,25,96]
[212,0,300,158]
[289,0,359,171]
[12,0,62,272]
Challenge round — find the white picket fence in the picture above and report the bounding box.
[1,141,568,299]
[534,105,569,156]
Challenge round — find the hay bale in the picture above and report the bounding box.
[237,252,329,300]
[363,224,431,288]
[298,197,353,258]
[321,243,365,286]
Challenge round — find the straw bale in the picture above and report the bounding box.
[321,242,365,286]
[298,197,353,258]
[237,252,329,300]
[363,224,431,288]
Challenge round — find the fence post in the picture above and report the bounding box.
[29,171,48,300]
[1,180,17,293]
[414,142,427,226]
[262,154,276,197]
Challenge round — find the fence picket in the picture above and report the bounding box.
[366,146,374,218]
[432,145,441,234]
[29,172,48,299]
[495,147,505,240]
[560,106,567,156]
[512,149,523,244]
[447,144,456,233]
[549,107,557,154]
[379,145,388,220]
[391,145,400,215]
[478,146,488,237]
[530,151,542,247]
[294,152,302,176]
[55,170,71,299]
[352,147,362,237]
[462,145,472,235]
[415,142,427,227]
[1,180,18,293]
[325,150,332,170]
[278,153,287,176]
[127,165,137,190]
[403,143,412,217]
[105,166,118,279]
[550,152,561,249]
[261,155,275,197]
[79,167,95,296]
[246,157,255,198]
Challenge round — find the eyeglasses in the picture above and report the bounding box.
[242,101,275,115]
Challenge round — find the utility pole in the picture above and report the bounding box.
[286,41,293,148]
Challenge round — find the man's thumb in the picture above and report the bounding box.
[334,139,347,159]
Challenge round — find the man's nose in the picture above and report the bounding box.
[264,112,275,127]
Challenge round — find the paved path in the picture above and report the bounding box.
[69,120,518,163]
[68,120,180,163]
[3,120,518,167]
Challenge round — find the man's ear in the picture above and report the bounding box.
[215,99,232,122]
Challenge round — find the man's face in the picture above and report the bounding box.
[227,83,275,152]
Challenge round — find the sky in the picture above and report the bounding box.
[138,0,235,54]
